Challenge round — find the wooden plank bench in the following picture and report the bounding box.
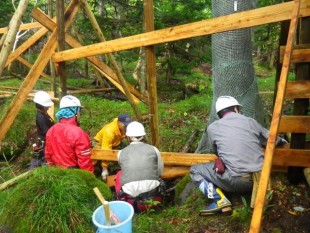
[91,144,310,205]
[91,143,310,181]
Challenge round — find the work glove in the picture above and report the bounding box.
[101,169,109,182]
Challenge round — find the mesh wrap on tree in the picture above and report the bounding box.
[196,0,262,153]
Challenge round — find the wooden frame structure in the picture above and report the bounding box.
[0,0,310,232]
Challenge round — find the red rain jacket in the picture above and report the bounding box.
[45,117,94,173]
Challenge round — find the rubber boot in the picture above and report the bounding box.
[198,180,232,215]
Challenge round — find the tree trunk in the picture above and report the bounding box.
[196,0,258,153]
[56,0,67,97]
[0,0,29,77]
[133,47,147,93]
[98,0,105,16]
[48,0,57,95]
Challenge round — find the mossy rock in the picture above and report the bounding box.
[174,174,205,209]
[0,167,112,233]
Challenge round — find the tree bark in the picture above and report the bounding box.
[0,0,29,77]
[48,0,57,96]
[56,0,67,97]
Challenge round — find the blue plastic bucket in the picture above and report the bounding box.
[92,201,134,233]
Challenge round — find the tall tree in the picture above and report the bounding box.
[0,0,29,77]
[196,0,260,153]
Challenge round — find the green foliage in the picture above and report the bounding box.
[0,167,112,233]
[231,196,252,225]
[0,0,14,27]
[133,205,191,232]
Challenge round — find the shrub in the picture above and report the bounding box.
[0,167,112,233]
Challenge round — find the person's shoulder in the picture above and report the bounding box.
[102,118,117,130]
[208,119,219,129]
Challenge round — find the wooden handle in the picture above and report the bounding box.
[103,201,111,226]
[93,187,121,225]
[93,187,106,204]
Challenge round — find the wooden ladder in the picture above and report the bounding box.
[249,0,310,232]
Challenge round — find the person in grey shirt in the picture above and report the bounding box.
[190,96,287,215]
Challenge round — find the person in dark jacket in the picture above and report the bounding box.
[29,91,54,169]
[190,96,288,215]
[45,95,94,173]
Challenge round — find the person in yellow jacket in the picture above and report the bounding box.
[94,113,131,180]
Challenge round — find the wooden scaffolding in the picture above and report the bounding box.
[0,0,310,232]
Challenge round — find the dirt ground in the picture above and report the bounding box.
[260,173,310,233]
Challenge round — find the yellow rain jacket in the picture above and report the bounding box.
[94,118,125,150]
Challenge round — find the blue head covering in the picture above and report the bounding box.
[56,107,80,120]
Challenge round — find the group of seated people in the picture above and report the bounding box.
[31,91,288,214]
[31,91,164,212]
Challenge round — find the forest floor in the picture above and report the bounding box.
[1,66,310,232]
[5,110,310,233]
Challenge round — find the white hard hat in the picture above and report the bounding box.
[59,95,82,109]
[33,91,53,107]
[215,96,242,113]
[126,121,146,137]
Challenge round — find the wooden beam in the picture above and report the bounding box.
[285,80,310,98]
[31,7,147,104]
[67,88,115,94]
[92,147,310,168]
[278,116,310,133]
[52,0,310,63]
[0,30,57,142]
[250,1,300,232]
[0,22,42,34]
[5,0,80,68]
[279,46,310,63]
[16,56,51,79]
[273,148,310,167]
[91,149,217,166]
[5,27,49,68]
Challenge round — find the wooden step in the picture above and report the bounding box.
[279,115,310,133]
[92,146,310,170]
[285,80,310,99]
[280,45,310,63]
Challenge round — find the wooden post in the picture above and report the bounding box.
[144,0,160,148]
[80,0,142,121]
[0,22,42,34]
[0,0,29,76]
[56,0,67,97]
[249,1,300,232]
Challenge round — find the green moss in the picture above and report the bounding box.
[0,167,112,233]
[174,174,191,203]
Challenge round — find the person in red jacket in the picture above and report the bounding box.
[45,95,94,173]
